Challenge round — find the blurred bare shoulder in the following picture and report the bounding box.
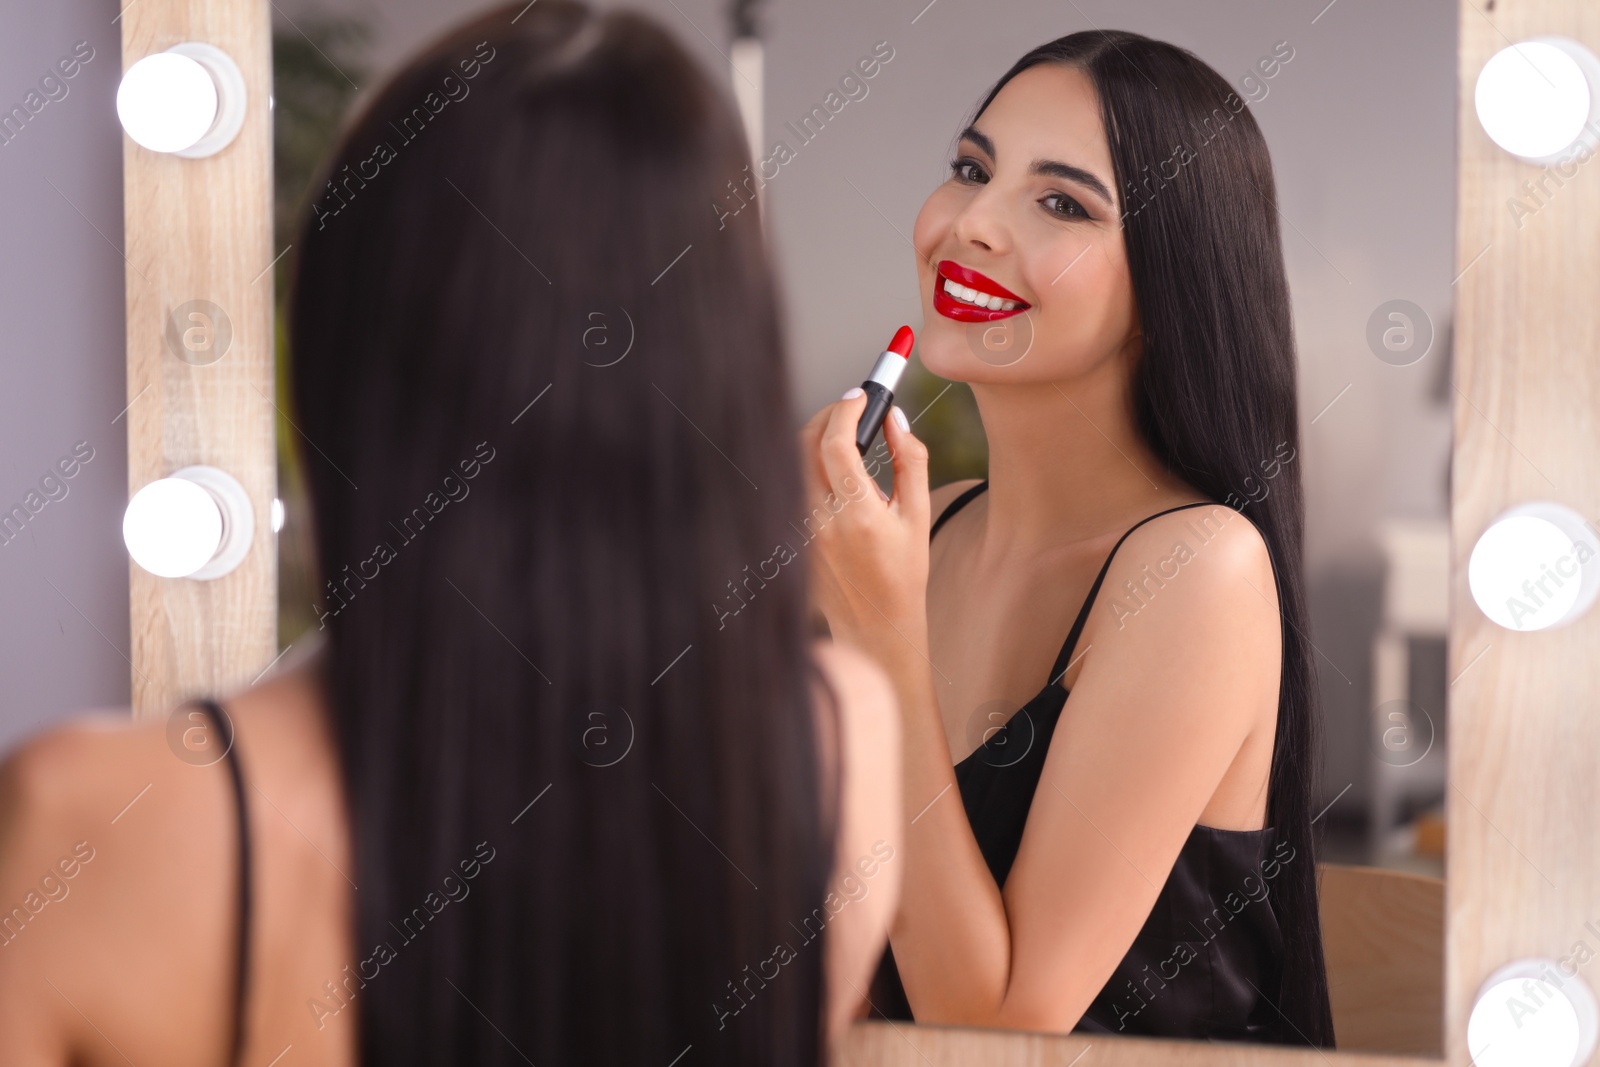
[0,704,202,1063]
[0,706,173,841]
[0,658,346,1067]
[810,638,900,762]
[808,638,904,1041]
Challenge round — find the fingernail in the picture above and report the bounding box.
[891,405,909,432]
[841,387,863,400]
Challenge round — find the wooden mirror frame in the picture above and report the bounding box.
[121,1,1596,1064]
[122,0,275,717]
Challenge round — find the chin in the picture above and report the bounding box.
[911,324,975,381]
[917,337,1009,386]
[916,315,1040,385]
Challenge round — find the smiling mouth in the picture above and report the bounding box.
[938,275,1025,312]
[933,259,1030,322]
[934,278,1024,310]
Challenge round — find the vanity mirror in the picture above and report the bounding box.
[102,0,1599,1064]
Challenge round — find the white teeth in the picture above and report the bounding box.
[942,276,1021,311]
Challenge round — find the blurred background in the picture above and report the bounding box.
[0,0,1454,877]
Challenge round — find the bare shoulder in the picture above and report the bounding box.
[0,707,209,1055]
[1110,503,1278,602]
[0,660,333,835]
[809,643,902,843]
[0,708,175,840]
[1085,502,1282,675]
[2,655,333,806]
[0,662,346,1066]
[810,638,900,751]
[808,639,901,825]
[927,477,986,536]
[0,703,231,912]
[806,642,905,1038]
[0,705,222,954]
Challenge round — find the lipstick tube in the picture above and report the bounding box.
[855,325,914,455]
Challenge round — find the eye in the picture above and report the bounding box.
[1042,192,1091,220]
[949,157,988,184]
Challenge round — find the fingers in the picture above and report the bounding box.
[796,398,834,449]
[796,401,839,502]
[881,404,930,529]
[817,392,879,509]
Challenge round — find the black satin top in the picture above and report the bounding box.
[868,481,1289,1043]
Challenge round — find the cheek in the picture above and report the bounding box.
[911,191,952,270]
[1034,242,1134,344]
[1007,241,1137,378]
[910,188,984,373]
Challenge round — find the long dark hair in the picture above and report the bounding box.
[970,31,1335,1048]
[287,3,838,1063]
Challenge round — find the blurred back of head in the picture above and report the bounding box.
[288,2,836,1061]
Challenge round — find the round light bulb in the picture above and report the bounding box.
[1468,960,1598,1067]
[116,52,218,154]
[122,466,254,580]
[1475,38,1600,162]
[115,43,246,158]
[1469,502,1600,631]
[123,477,224,578]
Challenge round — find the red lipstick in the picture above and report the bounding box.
[854,325,914,455]
[933,258,1030,322]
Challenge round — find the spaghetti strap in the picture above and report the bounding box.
[191,698,251,1067]
[1045,500,1220,687]
[925,484,1224,689]
[928,479,989,542]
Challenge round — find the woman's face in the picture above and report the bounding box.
[912,63,1139,384]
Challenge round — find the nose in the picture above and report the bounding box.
[949,183,1011,257]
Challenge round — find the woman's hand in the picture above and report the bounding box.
[796,390,932,654]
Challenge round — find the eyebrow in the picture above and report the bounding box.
[958,125,1116,209]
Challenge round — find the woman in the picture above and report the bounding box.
[801,30,1335,1046]
[0,3,901,1065]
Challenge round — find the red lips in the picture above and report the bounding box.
[933,259,1030,322]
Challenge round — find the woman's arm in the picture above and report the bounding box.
[797,395,1014,1020]
[889,511,1280,1030]
[799,394,1279,1031]
[810,639,905,1046]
